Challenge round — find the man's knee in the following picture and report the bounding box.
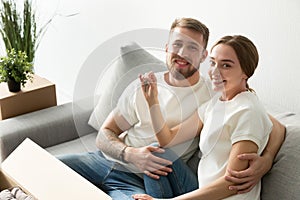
[57,154,77,165]
[152,148,178,162]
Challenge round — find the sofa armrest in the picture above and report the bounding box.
[0,102,95,161]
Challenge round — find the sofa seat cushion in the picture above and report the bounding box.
[46,132,98,156]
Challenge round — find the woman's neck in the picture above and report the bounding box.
[220,87,248,101]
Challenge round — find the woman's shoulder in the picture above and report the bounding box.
[231,91,267,115]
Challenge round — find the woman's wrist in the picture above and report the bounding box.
[147,98,159,107]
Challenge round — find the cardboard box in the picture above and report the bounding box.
[0,138,112,200]
[0,169,35,199]
[0,74,57,120]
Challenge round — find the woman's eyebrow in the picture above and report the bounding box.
[209,57,235,64]
[221,59,235,64]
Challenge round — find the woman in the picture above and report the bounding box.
[133,35,272,200]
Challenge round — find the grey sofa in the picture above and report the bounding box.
[1,43,300,199]
[0,101,300,199]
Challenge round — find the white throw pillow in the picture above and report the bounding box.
[88,42,166,130]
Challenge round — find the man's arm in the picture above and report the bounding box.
[262,115,286,164]
[96,111,130,160]
[96,111,173,179]
[225,115,286,193]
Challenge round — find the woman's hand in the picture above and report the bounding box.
[132,194,156,200]
[139,72,158,106]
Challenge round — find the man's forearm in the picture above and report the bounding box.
[262,115,286,166]
[96,128,127,161]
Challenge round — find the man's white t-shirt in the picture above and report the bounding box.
[105,71,212,172]
[197,91,272,200]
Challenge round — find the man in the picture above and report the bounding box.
[60,18,285,199]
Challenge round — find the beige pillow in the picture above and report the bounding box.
[88,42,165,130]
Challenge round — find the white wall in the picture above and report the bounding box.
[31,0,300,113]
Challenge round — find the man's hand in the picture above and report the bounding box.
[225,153,273,194]
[125,145,173,179]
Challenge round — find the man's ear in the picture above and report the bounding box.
[165,43,169,52]
[200,50,208,63]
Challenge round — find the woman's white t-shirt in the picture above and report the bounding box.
[197,91,272,200]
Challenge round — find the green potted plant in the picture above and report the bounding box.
[0,49,34,92]
[0,0,49,92]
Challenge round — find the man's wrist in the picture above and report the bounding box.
[120,145,129,163]
[121,146,134,163]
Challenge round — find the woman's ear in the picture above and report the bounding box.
[200,50,208,63]
[242,73,248,80]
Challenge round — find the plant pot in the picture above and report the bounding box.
[7,77,21,92]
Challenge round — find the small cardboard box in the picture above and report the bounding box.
[0,169,35,198]
[0,138,112,200]
[0,74,57,120]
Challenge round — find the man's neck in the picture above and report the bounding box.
[164,71,200,87]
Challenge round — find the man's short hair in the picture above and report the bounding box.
[170,17,209,49]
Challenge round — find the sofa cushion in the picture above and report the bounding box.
[261,123,300,199]
[46,132,98,156]
[88,42,165,130]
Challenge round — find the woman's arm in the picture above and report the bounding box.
[140,72,203,147]
[132,140,258,200]
[150,106,203,147]
[225,115,286,193]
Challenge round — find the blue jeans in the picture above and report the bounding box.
[143,148,198,198]
[58,149,198,199]
[58,151,145,200]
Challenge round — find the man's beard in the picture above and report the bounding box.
[167,55,199,80]
[170,66,198,80]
